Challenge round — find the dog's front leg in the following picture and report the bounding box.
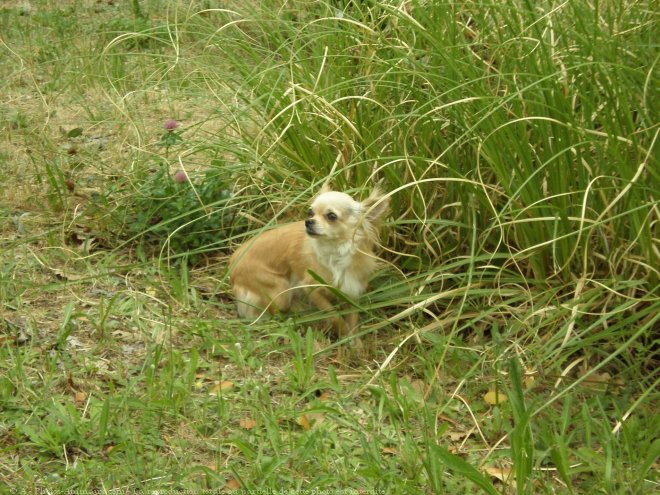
[307,288,348,338]
[343,311,360,336]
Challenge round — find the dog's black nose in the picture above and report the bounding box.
[305,218,318,236]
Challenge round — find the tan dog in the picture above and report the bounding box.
[228,187,389,336]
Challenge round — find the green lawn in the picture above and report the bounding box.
[1,1,658,493]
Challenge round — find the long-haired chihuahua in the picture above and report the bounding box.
[228,186,389,337]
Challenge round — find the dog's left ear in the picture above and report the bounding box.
[312,182,333,202]
[361,188,389,222]
[319,182,333,195]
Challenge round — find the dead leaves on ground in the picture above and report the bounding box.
[191,371,334,433]
[73,391,88,405]
[296,411,326,431]
[577,369,624,393]
[484,465,517,491]
[224,478,241,491]
[239,417,257,430]
[483,390,507,406]
[209,380,234,395]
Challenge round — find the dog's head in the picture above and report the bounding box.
[305,188,389,245]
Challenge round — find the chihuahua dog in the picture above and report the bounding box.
[228,187,389,336]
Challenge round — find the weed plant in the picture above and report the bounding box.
[99,160,240,260]
[0,0,658,493]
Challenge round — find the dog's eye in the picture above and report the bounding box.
[326,212,338,221]
[307,209,314,218]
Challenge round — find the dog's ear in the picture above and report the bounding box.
[361,188,389,222]
[319,182,333,194]
[311,183,333,203]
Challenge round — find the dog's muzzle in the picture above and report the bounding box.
[305,219,319,236]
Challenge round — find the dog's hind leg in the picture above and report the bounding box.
[233,278,294,321]
[234,287,267,320]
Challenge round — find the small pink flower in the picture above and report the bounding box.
[173,170,188,183]
[164,119,179,131]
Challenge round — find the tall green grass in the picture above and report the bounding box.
[185,0,657,279]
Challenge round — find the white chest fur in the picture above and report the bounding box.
[312,240,368,299]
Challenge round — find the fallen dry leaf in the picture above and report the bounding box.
[297,411,326,430]
[210,380,234,395]
[411,379,426,395]
[437,413,459,426]
[50,267,86,281]
[239,417,256,429]
[308,411,325,426]
[74,391,87,404]
[297,414,311,431]
[381,447,398,455]
[484,390,507,405]
[445,430,471,442]
[485,465,514,483]
[581,371,613,391]
[318,391,331,401]
[224,478,240,491]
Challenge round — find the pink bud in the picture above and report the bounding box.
[164,119,178,131]
[173,170,188,183]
